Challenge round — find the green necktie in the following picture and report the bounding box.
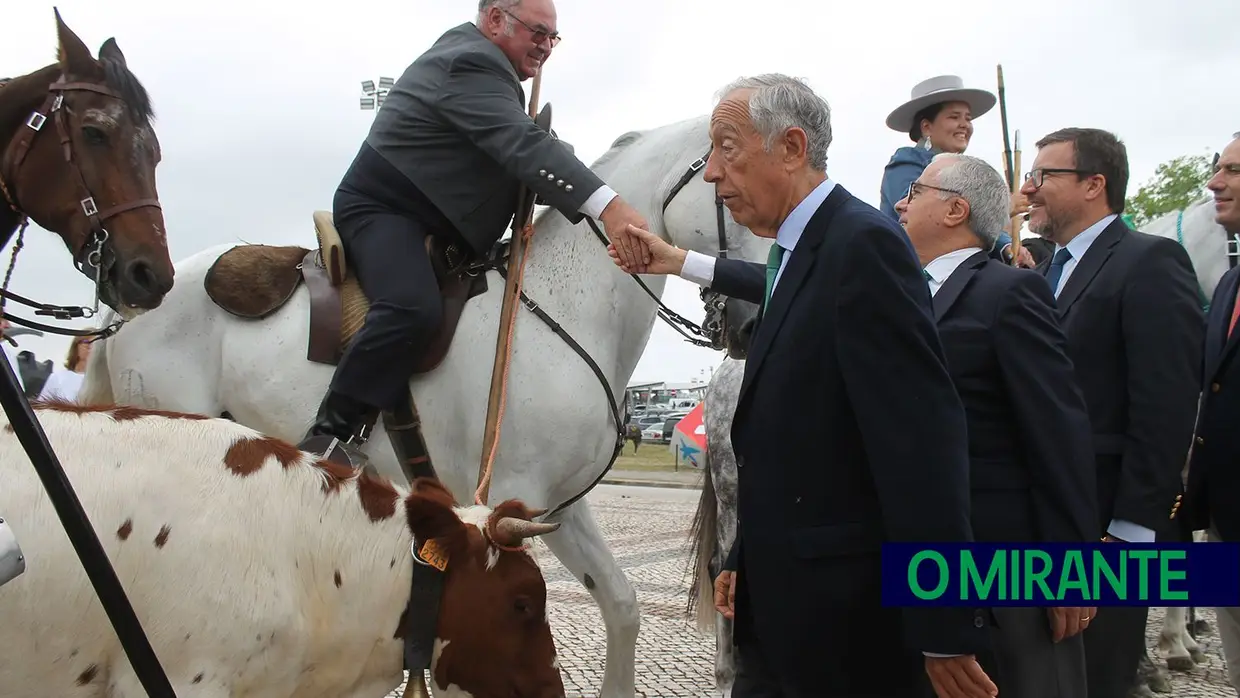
[763,243,785,308]
[923,269,933,282]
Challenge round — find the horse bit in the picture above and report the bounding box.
[0,75,162,341]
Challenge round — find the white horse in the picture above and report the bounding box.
[685,356,745,694]
[77,114,770,698]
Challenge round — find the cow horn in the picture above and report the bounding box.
[494,517,561,546]
[525,506,549,518]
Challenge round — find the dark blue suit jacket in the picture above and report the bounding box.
[1183,264,1240,539]
[932,250,1098,544]
[712,185,988,692]
[1034,219,1202,539]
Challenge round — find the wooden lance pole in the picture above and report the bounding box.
[474,67,545,506]
[996,64,1022,263]
[1010,129,1024,254]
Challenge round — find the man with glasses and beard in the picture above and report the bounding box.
[1021,127,1204,698]
[298,0,654,464]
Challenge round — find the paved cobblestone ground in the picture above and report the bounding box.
[392,483,1236,697]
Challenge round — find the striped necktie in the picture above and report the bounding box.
[763,243,785,308]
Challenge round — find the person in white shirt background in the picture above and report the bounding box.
[37,335,91,403]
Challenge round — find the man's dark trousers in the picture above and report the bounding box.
[328,142,468,411]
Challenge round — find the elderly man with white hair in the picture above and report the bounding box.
[610,74,996,698]
[894,153,1099,698]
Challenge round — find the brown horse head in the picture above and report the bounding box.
[0,9,173,315]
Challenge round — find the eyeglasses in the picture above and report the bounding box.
[1022,168,1095,189]
[906,181,961,202]
[501,8,561,47]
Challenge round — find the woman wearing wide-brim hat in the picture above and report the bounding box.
[879,75,1027,265]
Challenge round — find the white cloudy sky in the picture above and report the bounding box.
[5,0,1239,385]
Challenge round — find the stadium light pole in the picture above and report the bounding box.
[359,76,395,113]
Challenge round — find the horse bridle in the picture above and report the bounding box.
[579,146,728,350]
[661,148,732,348]
[0,75,162,340]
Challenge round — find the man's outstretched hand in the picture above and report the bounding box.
[925,655,998,698]
[598,198,652,273]
[606,225,686,276]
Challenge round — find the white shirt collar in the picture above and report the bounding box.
[1059,213,1118,262]
[775,177,837,252]
[923,247,984,296]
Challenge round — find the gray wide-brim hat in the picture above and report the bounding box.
[885,75,997,135]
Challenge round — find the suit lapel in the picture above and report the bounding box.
[1207,272,1240,381]
[737,185,850,407]
[932,251,988,321]
[1055,218,1126,315]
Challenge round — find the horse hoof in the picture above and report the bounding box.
[1166,655,1195,672]
[1189,647,1207,663]
[1148,670,1174,693]
[1192,618,1212,635]
[1127,683,1156,698]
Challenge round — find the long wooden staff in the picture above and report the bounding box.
[474,68,544,506]
[996,65,1022,263]
[1010,130,1023,252]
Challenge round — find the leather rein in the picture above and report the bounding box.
[0,75,162,341]
[495,147,731,518]
[582,146,730,351]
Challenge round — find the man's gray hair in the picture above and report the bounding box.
[716,74,832,171]
[931,153,1011,249]
[476,0,521,25]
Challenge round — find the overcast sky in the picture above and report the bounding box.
[5,0,1239,386]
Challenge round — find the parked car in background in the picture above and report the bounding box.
[660,412,689,444]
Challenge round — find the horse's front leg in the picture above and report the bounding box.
[540,498,638,698]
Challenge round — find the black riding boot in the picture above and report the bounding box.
[297,390,375,469]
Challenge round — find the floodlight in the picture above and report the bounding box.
[360,97,376,110]
[378,76,395,90]
[361,80,376,95]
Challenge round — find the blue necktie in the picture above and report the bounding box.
[763,243,785,307]
[1044,247,1073,297]
[923,269,933,282]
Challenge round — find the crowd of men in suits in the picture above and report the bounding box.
[610,76,1240,697]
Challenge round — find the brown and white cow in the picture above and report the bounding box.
[0,401,565,698]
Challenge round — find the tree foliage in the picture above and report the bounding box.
[1125,154,1213,227]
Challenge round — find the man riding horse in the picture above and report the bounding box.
[299,0,653,465]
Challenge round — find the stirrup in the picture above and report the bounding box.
[299,434,370,470]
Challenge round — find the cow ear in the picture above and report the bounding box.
[404,477,464,543]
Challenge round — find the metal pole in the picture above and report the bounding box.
[0,350,175,697]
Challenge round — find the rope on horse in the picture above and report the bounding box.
[474,220,536,506]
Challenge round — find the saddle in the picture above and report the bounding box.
[203,219,505,487]
[203,214,496,372]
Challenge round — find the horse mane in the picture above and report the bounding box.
[99,53,154,125]
[0,53,154,133]
[590,130,644,170]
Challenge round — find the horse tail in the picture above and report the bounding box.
[685,448,717,633]
[77,319,115,406]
